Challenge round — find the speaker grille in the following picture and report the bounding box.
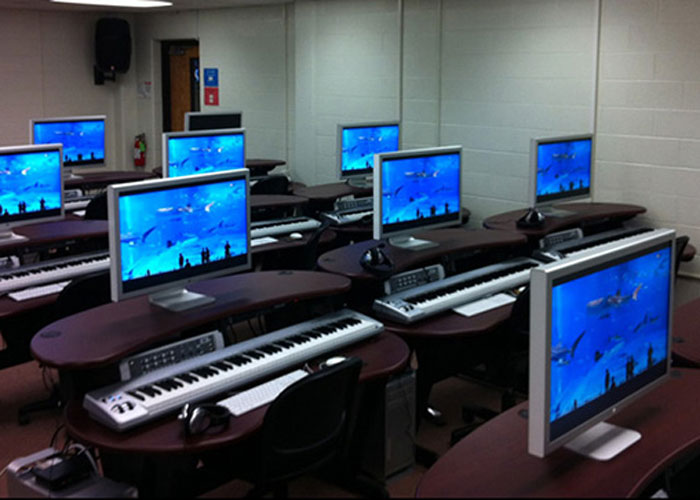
[96,18,131,73]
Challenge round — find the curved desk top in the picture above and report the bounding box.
[64,331,409,455]
[0,219,108,256]
[250,194,308,210]
[64,170,159,190]
[31,271,351,370]
[671,297,700,367]
[292,182,372,203]
[482,202,646,239]
[317,228,527,281]
[417,368,700,498]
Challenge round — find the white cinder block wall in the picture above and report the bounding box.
[596,0,700,276]
[293,0,401,186]
[0,9,137,172]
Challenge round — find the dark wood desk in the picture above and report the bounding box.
[416,368,700,498]
[0,219,108,260]
[292,182,372,204]
[671,297,700,367]
[63,331,408,455]
[250,194,307,211]
[31,270,351,370]
[482,202,646,242]
[317,228,527,282]
[245,158,286,177]
[64,170,159,191]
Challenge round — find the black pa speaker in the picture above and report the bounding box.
[95,18,131,74]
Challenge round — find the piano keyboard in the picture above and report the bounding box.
[250,216,321,238]
[0,251,110,295]
[373,257,541,324]
[549,227,656,258]
[83,309,383,431]
[321,208,373,226]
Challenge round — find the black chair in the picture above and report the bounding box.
[238,357,362,497]
[250,175,290,195]
[676,235,690,277]
[84,191,108,220]
[18,271,112,425]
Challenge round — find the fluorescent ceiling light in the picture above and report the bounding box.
[50,0,172,7]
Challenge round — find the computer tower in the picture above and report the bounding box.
[361,369,416,480]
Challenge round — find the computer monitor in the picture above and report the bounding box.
[108,169,251,312]
[184,110,242,131]
[528,134,593,218]
[0,144,64,245]
[528,228,675,460]
[30,115,106,178]
[162,129,246,178]
[337,121,400,187]
[373,145,462,250]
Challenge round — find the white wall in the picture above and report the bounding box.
[293,0,401,185]
[0,9,137,172]
[596,0,700,276]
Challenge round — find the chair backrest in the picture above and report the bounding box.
[251,175,290,195]
[258,356,362,483]
[84,192,108,220]
[675,235,690,277]
[53,270,111,320]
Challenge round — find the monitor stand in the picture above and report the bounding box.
[388,235,438,251]
[149,287,215,312]
[564,421,641,461]
[0,229,28,246]
[536,205,576,218]
[346,176,372,189]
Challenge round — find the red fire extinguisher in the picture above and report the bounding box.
[134,133,146,168]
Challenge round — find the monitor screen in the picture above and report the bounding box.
[31,116,106,167]
[185,111,242,131]
[528,229,675,458]
[373,146,462,247]
[530,134,593,207]
[162,129,246,178]
[108,169,251,310]
[0,144,64,233]
[338,121,400,179]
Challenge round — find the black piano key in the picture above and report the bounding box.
[154,381,174,392]
[126,390,145,401]
[243,350,265,360]
[212,361,232,371]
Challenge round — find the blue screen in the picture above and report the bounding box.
[166,133,245,178]
[33,119,105,166]
[549,245,671,439]
[380,151,461,233]
[536,138,591,204]
[0,149,62,223]
[341,124,399,176]
[118,178,248,293]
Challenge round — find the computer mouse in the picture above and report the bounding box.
[289,232,303,240]
[321,356,346,369]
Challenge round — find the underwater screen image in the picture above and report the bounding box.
[380,151,460,233]
[0,149,62,222]
[536,138,591,203]
[341,124,399,175]
[549,245,671,439]
[118,178,248,292]
[166,133,245,178]
[33,119,105,166]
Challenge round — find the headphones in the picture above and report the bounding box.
[516,207,546,229]
[359,243,395,278]
[178,403,230,436]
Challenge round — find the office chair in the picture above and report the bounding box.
[250,174,290,195]
[236,357,362,497]
[675,235,690,277]
[18,271,111,425]
[84,191,108,220]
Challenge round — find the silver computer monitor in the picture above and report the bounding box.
[0,143,64,245]
[30,115,106,178]
[337,120,400,187]
[162,128,246,178]
[373,145,462,251]
[184,110,242,131]
[528,228,675,460]
[528,133,594,218]
[108,168,251,312]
